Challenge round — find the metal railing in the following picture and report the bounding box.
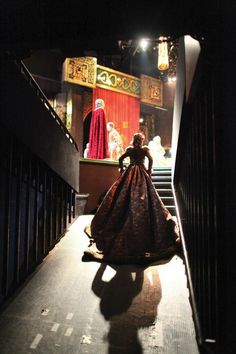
[12,55,78,151]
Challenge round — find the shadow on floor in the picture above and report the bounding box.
[92,263,162,354]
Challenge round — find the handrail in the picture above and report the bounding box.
[12,55,79,152]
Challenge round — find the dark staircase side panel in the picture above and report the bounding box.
[0,54,80,192]
[0,54,80,310]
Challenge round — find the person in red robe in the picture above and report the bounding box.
[88,98,109,159]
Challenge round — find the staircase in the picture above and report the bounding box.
[151,167,176,216]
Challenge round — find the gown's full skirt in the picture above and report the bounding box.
[85,164,179,264]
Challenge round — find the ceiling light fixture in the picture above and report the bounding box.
[157,37,169,71]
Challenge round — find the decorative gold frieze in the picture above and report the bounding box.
[140,74,163,107]
[62,57,97,88]
[96,65,140,98]
[62,59,142,98]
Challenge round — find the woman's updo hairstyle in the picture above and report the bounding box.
[131,132,145,146]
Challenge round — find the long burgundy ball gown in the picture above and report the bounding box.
[84,145,179,264]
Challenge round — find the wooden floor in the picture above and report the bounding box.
[0,215,199,354]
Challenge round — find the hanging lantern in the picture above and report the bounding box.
[158,40,169,71]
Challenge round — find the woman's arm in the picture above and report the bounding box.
[118,148,130,172]
[145,148,153,175]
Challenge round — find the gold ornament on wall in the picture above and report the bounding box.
[96,65,140,98]
[62,57,97,88]
[140,74,163,107]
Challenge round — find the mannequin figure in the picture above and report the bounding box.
[88,98,109,159]
[107,122,124,161]
[148,135,166,167]
[83,143,89,158]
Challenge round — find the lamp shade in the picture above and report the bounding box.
[158,41,169,71]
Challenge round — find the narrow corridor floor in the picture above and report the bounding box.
[0,215,199,354]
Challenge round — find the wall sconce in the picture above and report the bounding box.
[158,38,169,71]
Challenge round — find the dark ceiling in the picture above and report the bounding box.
[1,1,233,82]
[1,1,223,57]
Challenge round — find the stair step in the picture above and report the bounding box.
[156,189,172,195]
[160,197,175,205]
[152,169,175,212]
[152,171,171,176]
[153,182,172,187]
[152,174,171,178]
[157,193,172,199]
[156,188,173,193]
[163,201,175,206]
[153,180,171,184]
[152,175,171,179]
[166,206,176,216]
[152,167,171,171]
[152,176,171,181]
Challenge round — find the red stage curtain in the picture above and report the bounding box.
[93,87,140,149]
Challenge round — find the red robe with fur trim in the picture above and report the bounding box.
[88,108,109,159]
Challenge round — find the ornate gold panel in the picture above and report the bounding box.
[140,74,163,107]
[62,57,97,88]
[96,65,140,98]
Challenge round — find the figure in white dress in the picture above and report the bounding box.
[148,135,169,167]
[107,122,124,161]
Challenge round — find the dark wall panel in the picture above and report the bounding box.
[173,33,236,353]
[0,123,77,308]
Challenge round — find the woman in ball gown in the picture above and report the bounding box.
[84,132,180,264]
